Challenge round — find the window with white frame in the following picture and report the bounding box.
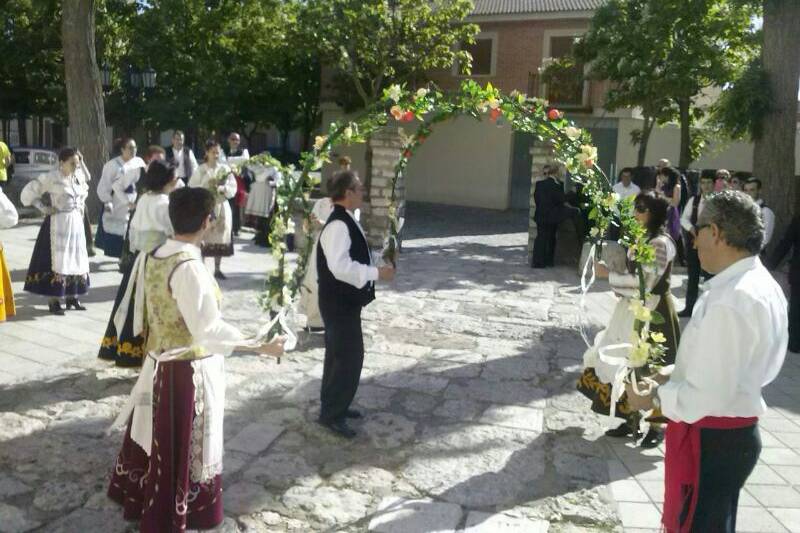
[454,33,497,77]
[542,32,588,108]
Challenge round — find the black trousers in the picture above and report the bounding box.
[686,424,761,532]
[531,206,582,268]
[790,282,800,352]
[684,246,711,312]
[229,198,241,235]
[319,304,364,422]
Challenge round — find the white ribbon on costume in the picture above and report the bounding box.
[578,243,598,348]
[245,307,298,354]
[597,343,635,419]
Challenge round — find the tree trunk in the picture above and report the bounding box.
[17,114,28,146]
[677,97,692,169]
[62,0,108,220]
[754,0,800,248]
[637,115,655,167]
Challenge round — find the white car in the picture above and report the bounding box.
[5,147,58,213]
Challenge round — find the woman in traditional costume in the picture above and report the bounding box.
[0,185,18,321]
[245,160,280,248]
[107,187,283,532]
[21,148,91,315]
[577,191,680,448]
[298,193,334,331]
[99,159,180,367]
[189,140,237,279]
[96,138,146,258]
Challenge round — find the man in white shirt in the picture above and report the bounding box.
[678,173,715,317]
[743,178,775,250]
[165,130,198,184]
[628,190,788,533]
[612,167,640,200]
[317,171,395,438]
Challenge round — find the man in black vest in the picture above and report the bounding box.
[165,130,198,185]
[678,174,715,317]
[531,164,582,268]
[317,171,395,438]
[770,215,800,352]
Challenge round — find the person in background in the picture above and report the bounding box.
[299,188,335,332]
[743,178,774,250]
[678,173,715,317]
[769,215,800,353]
[338,155,352,171]
[245,160,281,248]
[189,139,237,279]
[628,190,786,533]
[612,167,641,200]
[0,140,11,184]
[531,164,582,268]
[165,130,198,185]
[223,132,250,237]
[656,166,685,266]
[714,169,731,192]
[0,185,18,321]
[21,148,91,314]
[97,138,146,258]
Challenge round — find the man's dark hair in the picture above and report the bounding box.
[745,177,762,190]
[169,187,215,235]
[618,167,633,180]
[58,147,77,163]
[140,160,176,193]
[144,145,166,162]
[327,170,359,201]
[173,130,185,138]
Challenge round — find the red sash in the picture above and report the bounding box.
[663,416,758,532]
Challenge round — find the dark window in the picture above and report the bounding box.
[546,36,585,107]
[462,38,494,76]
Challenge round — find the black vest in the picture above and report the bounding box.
[317,205,376,309]
[165,146,192,178]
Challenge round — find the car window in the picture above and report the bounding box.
[13,151,29,165]
[34,152,54,165]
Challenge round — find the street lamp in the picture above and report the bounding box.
[141,67,157,90]
[100,63,112,93]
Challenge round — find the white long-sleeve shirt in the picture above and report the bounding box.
[0,187,18,229]
[680,195,706,233]
[155,239,244,355]
[319,208,378,289]
[189,163,237,201]
[757,199,775,248]
[129,192,174,252]
[658,256,787,423]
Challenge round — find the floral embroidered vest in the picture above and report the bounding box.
[143,251,221,360]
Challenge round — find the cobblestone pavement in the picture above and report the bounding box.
[1,203,800,532]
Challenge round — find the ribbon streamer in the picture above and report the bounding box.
[578,243,597,348]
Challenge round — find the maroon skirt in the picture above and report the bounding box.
[108,360,223,532]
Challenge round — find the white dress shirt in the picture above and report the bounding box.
[319,208,378,289]
[680,196,706,233]
[154,239,244,355]
[612,181,641,200]
[0,187,18,229]
[173,146,199,179]
[757,199,775,248]
[658,256,788,423]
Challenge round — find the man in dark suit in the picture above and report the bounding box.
[531,164,581,268]
[770,215,800,353]
[678,174,715,317]
[317,170,396,438]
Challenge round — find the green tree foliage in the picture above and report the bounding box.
[574,0,758,167]
[302,0,479,109]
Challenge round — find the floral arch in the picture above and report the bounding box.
[247,79,664,382]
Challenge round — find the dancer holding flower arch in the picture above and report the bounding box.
[577,191,681,448]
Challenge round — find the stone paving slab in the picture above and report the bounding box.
[0,205,798,532]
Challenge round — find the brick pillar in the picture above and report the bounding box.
[527,141,555,265]
[363,127,405,248]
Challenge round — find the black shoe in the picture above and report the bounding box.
[48,301,65,315]
[677,308,693,318]
[318,418,356,439]
[344,409,363,419]
[605,422,642,439]
[65,298,87,311]
[640,428,664,449]
[214,271,227,280]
